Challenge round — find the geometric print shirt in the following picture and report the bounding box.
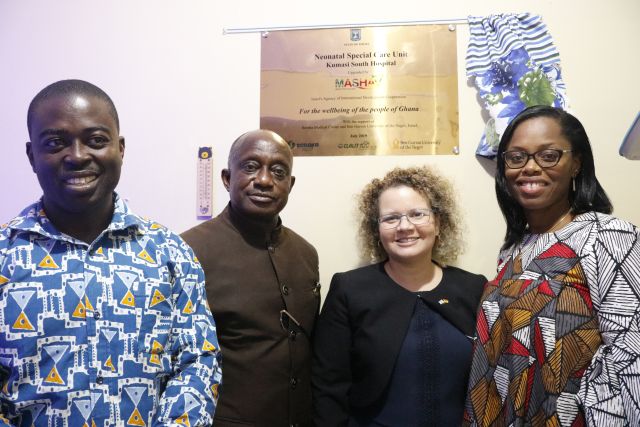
[465,212,640,426]
[0,195,221,427]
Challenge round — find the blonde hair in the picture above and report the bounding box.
[358,166,464,265]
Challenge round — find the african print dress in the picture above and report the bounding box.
[465,212,640,426]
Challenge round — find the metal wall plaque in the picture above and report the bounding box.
[260,25,459,156]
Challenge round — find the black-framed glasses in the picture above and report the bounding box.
[377,209,434,229]
[279,309,310,339]
[502,149,572,169]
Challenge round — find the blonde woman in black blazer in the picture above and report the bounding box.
[312,166,486,427]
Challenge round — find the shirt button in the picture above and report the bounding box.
[96,376,104,384]
[94,311,101,319]
[281,284,289,295]
[289,330,297,340]
[268,245,275,253]
[290,377,297,389]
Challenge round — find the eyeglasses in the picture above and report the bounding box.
[378,209,434,229]
[279,309,310,339]
[502,149,572,169]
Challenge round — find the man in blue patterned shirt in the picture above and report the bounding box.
[0,80,221,426]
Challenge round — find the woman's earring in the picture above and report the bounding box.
[572,177,576,192]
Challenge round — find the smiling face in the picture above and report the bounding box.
[26,93,125,224]
[377,185,439,264]
[504,116,580,219]
[222,131,295,224]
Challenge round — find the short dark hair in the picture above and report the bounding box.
[227,129,291,168]
[495,105,612,250]
[27,79,119,135]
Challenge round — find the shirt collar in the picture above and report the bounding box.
[7,193,143,242]
[224,203,283,247]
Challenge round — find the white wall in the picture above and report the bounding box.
[1,0,639,297]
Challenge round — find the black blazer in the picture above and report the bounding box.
[312,263,486,426]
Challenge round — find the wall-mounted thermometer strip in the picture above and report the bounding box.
[197,147,213,219]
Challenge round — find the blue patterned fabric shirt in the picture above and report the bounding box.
[0,195,221,427]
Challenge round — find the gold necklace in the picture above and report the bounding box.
[542,209,573,234]
[525,209,573,235]
[520,209,573,253]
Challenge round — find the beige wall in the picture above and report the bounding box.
[1,0,638,298]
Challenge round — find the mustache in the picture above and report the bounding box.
[248,191,275,199]
[61,170,100,178]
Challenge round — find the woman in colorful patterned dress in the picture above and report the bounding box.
[464,105,640,426]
